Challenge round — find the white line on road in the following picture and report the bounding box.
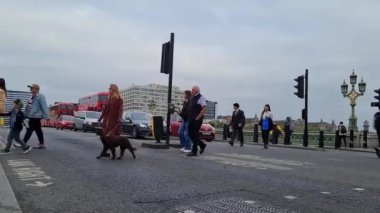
[320,192,331,195]
[7,159,53,187]
[353,188,365,191]
[284,196,297,200]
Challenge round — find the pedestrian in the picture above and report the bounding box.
[0,99,33,154]
[178,90,192,153]
[21,84,49,149]
[0,78,6,127]
[338,121,347,149]
[259,104,273,149]
[284,117,293,145]
[97,84,123,159]
[187,86,207,157]
[228,103,245,147]
[373,112,380,158]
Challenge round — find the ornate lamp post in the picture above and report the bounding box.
[341,70,366,131]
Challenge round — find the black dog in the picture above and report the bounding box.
[97,134,136,160]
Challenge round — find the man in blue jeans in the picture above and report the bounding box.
[178,90,192,153]
[20,84,49,149]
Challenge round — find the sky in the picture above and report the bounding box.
[1,0,380,128]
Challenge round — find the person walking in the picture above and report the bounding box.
[22,84,49,149]
[97,84,123,159]
[228,103,245,147]
[338,121,347,149]
[0,78,6,127]
[259,104,273,149]
[187,86,207,157]
[0,99,33,154]
[373,112,380,158]
[178,90,192,153]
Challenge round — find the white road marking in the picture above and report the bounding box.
[320,192,331,195]
[353,188,365,191]
[200,153,312,171]
[7,159,53,187]
[284,196,297,200]
[244,200,256,204]
[183,210,196,213]
[26,181,53,187]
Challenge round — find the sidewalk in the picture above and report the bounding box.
[0,134,22,213]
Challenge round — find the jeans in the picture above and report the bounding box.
[188,120,206,154]
[24,118,44,145]
[179,121,192,150]
[339,135,347,148]
[5,130,28,152]
[262,130,270,145]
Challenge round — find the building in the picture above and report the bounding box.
[2,90,31,126]
[205,100,217,120]
[120,84,183,117]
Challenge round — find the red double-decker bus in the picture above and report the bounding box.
[78,92,109,112]
[42,102,76,127]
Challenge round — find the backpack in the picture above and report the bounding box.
[340,125,347,134]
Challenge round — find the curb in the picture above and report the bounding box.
[0,162,22,213]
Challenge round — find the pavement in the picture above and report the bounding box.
[0,127,379,213]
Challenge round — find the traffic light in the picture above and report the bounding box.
[160,42,172,74]
[294,75,304,99]
[371,89,380,108]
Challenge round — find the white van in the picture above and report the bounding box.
[74,111,102,132]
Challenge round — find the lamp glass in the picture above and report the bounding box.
[341,81,348,95]
[358,79,366,93]
[350,71,357,85]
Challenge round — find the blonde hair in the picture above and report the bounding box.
[109,84,122,100]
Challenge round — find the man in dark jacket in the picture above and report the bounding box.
[374,112,380,158]
[187,86,207,157]
[0,99,32,154]
[229,103,245,147]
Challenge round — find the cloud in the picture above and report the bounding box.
[1,0,380,129]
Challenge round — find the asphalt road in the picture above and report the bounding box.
[0,127,379,213]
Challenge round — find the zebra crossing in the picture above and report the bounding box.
[200,153,313,171]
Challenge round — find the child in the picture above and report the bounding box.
[0,99,32,154]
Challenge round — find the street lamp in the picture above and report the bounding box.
[341,69,366,131]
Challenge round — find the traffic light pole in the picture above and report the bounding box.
[303,69,309,147]
[166,33,175,145]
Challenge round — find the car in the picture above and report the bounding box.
[56,115,75,130]
[170,114,216,142]
[74,111,102,132]
[121,111,152,139]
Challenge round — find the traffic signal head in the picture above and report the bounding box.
[294,75,304,99]
[371,89,380,108]
[160,42,172,74]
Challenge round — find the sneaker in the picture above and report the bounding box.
[23,146,33,154]
[228,141,234,147]
[187,152,197,157]
[13,143,22,149]
[200,144,207,154]
[180,148,185,152]
[33,144,46,149]
[0,150,10,155]
[183,149,192,153]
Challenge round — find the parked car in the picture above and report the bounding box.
[170,114,216,142]
[74,111,102,132]
[56,115,75,130]
[122,111,152,139]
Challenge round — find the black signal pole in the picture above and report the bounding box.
[303,69,309,147]
[166,33,175,145]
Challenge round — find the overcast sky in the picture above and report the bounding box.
[1,0,380,127]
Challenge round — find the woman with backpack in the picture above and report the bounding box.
[338,121,347,149]
[259,104,273,149]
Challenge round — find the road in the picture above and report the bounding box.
[0,127,379,213]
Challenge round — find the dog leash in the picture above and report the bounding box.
[105,121,122,136]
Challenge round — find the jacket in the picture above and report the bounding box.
[0,89,5,113]
[0,110,24,131]
[24,93,49,119]
[230,110,245,129]
[179,101,190,121]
